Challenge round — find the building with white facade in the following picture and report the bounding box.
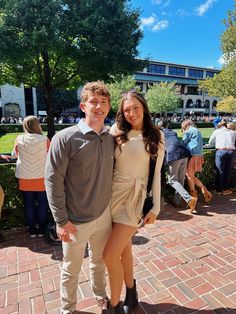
[0,84,37,119]
[134,60,220,115]
[0,60,221,119]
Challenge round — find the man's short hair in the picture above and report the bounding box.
[81,81,111,102]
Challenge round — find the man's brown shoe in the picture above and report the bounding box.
[187,197,198,213]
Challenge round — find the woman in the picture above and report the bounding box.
[13,116,50,237]
[103,91,165,313]
[181,119,212,203]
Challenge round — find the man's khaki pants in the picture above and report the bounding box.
[0,185,4,217]
[61,205,112,313]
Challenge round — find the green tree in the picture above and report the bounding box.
[199,2,236,99]
[199,58,236,99]
[0,0,144,138]
[217,96,236,113]
[146,82,181,115]
[221,1,236,62]
[108,75,138,113]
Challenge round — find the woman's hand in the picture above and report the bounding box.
[143,211,157,225]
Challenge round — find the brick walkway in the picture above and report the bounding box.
[0,194,236,314]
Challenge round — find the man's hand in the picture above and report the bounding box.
[57,221,77,242]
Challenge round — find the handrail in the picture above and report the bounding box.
[0,154,17,164]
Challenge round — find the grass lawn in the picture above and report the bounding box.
[0,133,19,153]
[0,128,215,153]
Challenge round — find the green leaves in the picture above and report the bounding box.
[199,3,236,104]
[146,82,181,114]
[0,0,144,137]
[217,96,236,113]
[199,58,236,99]
[108,75,138,113]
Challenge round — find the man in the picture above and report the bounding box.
[205,120,236,195]
[158,121,197,213]
[45,81,114,314]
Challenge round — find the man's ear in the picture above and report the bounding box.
[80,103,85,112]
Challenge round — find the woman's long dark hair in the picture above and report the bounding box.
[115,91,162,158]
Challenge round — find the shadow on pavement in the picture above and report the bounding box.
[138,302,235,314]
[132,234,150,245]
[0,231,63,261]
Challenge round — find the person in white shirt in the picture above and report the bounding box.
[206,120,236,195]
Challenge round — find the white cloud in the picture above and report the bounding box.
[218,51,236,66]
[176,9,189,18]
[162,0,171,8]
[151,0,170,8]
[194,0,217,17]
[141,14,169,32]
[151,0,162,4]
[218,55,225,66]
[152,20,169,31]
[141,16,156,27]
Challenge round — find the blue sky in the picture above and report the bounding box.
[131,0,234,69]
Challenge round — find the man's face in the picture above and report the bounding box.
[80,93,110,125]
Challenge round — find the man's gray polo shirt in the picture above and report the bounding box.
[45,120,114,226]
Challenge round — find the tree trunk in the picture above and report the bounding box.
[42,49,55,140]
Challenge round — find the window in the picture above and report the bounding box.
[196,99,203,108]
[188,69,203,79]
[146,82,154,91]
[169,66,185,76]
[204,100,210,108]
[212,100,217,109]
[206,71,216,78]
[147,64,166,74]
[186,99,194,108]
[187,86,199,95]
[136,82,143,92]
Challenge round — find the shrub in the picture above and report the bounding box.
[169,122,214,129]
[0,149,235,230]
[0,163,24,229]
[0,123,73,134]
[197,149,217,188]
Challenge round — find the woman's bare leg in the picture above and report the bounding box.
[103,223,137,307]
[193,175,204,189]
[121,240,134,288]
[186,169,196,194]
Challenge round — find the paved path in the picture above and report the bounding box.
[0,194,236,314]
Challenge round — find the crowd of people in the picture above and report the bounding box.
[1,112,236,127]
[1,81,236,314]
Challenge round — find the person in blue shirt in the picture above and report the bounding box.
[181,119,212,203]
[213,115,221,129]
[158,121,198,213]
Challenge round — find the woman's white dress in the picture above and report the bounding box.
[110,128,165,227]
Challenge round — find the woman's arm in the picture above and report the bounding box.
[150,132,165,217]
[181,131,190,147]
[12,136,20,157]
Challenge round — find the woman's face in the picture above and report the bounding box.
[122,97,144,130]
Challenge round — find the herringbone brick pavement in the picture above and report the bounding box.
[0,194,236,314]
